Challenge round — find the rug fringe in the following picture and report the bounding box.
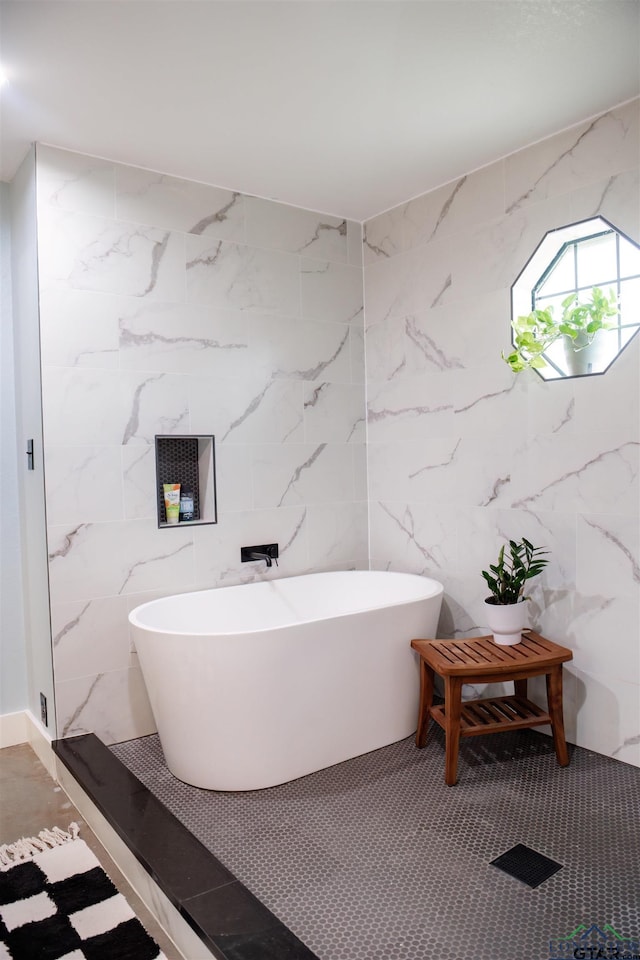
[0,822,80,867]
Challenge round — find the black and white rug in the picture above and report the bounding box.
[0,823,167,960]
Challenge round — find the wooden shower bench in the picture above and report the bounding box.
[410,631,573,785]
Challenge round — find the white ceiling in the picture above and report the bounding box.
[1,1,639,222]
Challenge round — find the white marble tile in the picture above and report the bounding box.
[531,589,580,653]
[300,259,363,325]
[576,513,640,599]
[363,245,418,326]
[42,368,125,446]
[303,382,365,443]
[192,505,308,584]
[493,507,577,594]
[402,161,505,248]
[571,167,640,243]
[51,595,131,682]
[363,163,505,267]
[189,375,303,443]
[38,209,186,300]
[116,166,245,239]
[47,519,194,603]
[505,99,640,214]
[567,593,640,683]
[250,315,352,383]
[571,340,640,437]
[245,197,348,262]
[120,371,189,444]
[350,322,365,385]
[55,665,157,743]
[573,669,640,766]
[367,439,462,505]
[39,283,121,369]
[36,146,115,218]
[122,445,156,520]
[368,500,459,580]
[365,288,509,381]
[306,501,369,571]
[511,429,639,515]
[452,506,511,587]
[43,368,188,445]
[186,235,299,315]
[434,583,487,642]
[45,445,124,525]
[119,519,196,596]
[526,373,577,438]
[455,435,531,509]
[347,220,363,266]
[214,445,254,513]
[450,193,575,306]
[450,364,527,439]
[363,204,407,264]
[352,443,369,502]
[251,443,355,509]
[119,301,250,377]
[365,309,462,382]
[363,234,455,326]
[366,436,524,509]
[366,372,453,443]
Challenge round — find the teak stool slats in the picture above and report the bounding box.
[411,630,573,785]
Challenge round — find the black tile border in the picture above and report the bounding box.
[53,734,319,960]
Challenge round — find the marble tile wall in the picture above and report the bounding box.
[364,99,640,766]
[35,146,366,743]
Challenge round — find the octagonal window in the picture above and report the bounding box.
[508,217,640,379]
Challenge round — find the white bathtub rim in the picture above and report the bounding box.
[128,570,443,637]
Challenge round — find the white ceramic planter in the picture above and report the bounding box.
[484,599,528,645]
[562,332,605,376]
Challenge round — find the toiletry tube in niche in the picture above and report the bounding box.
[163,483,181,524]
[180,491,194,522]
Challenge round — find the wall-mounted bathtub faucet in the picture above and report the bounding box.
[241,543,279,568]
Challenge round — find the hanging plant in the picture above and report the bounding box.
[502,286,618,373]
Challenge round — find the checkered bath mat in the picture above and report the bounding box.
[0,823,166,959]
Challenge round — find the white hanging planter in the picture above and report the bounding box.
[484,598,528,646]
[561,331,606,377]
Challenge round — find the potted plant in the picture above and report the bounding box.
[502,286,618,375]
[481,538,549,645]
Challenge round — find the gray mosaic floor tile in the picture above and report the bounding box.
[112,729,640,960]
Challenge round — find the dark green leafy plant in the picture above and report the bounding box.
[503,286,618,373]
[482,538,549,605]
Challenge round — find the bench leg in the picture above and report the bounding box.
[444,676,463,786]
[546,666,569,767]
[415,658,434,748]
[514,678,527,699]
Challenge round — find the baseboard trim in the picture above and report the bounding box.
[0,711,28,749]
[25,710,56,777]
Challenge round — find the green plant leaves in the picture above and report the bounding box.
[503,285,618,373]
[481,537,549,604]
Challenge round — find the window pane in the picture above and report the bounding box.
[536,246,575,297]
[576,232,617,289]
[619,277,640,347]
[532,290,565,317]
[619,235,640,279]
[592,327,621,367]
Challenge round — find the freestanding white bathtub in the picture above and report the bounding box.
[129,570,443,791]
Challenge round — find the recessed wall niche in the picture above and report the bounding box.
[155,435,217,528]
